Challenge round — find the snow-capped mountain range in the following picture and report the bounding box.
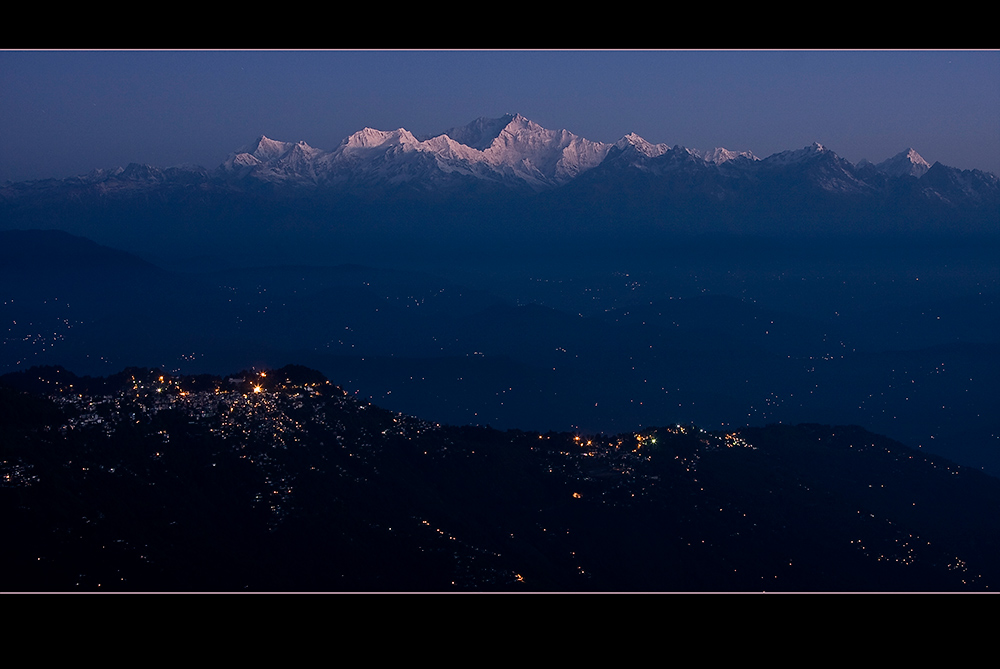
[218,113,774,191]
[207,114,992,205]
[6,113,989,197]
[2,114,996,241]
[222,113,620,190]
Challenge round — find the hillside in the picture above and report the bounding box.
[3,365,999,592]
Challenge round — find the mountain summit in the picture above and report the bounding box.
[874,148,932,178]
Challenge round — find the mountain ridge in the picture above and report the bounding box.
[1,115,997,243]
[9,114,990,191]
[213,116,976,192]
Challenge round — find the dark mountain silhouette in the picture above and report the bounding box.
[3,364,999,592]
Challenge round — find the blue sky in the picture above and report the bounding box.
[2,49,997,182]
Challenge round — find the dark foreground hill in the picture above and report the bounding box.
[3,365,999,592]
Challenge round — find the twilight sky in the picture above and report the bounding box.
[2,49,998,183]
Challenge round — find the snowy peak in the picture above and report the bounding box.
[421,113,612,188]
[432,113,551,151]
[496,112,536,134]
[221,135,326,180]
[607,135,756,167]
[874,148,931,178]
[613,133,671,158]
[224,135,300,172]
[496,116,611,184]
[229,153,261,169]
[339,127,419,152]
[250,135,294,161]
[763,142,835,167]
[700,147,758,165]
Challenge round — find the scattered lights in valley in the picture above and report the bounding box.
[10,364,995,591]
